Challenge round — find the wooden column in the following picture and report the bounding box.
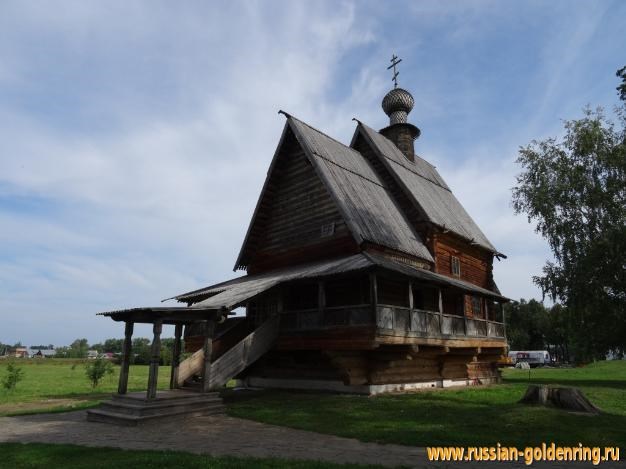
[318,280,325,324]
[437,288,444,335]
[463,295,469,336]
[117,321,134,395]
[146,319,162,400]
[369,272,378,325]
[408,281,414,310]
[169,324,183,389]
[202,319,215,393]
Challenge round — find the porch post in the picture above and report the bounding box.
[170,323,183,389]
[146,319,162,399]
[202,319,215,393]
[318,280,325,324]
[370,272,378,325]
[117,321,134,395]
[408,280,414,310]
[463,295,469,336]
[438,288,443,334]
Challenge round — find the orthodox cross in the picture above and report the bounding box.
[387,54,402,88]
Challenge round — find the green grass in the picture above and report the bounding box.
[0,359,171,416]
[225,361,626,448]
[0,443,379,469]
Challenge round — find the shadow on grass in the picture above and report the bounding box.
[504,376,626,390]
[224,388,626,448]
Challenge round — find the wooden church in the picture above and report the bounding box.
[89,64,508,424]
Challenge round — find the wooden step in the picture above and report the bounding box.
[86,404,225,426]
[87,390,225,425]
[100,398,224,417]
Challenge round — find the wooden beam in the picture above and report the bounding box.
[146,320,162,400]
[408,280,414,310]
[169,324,183,389]
[202,320,216,393]
[117,321,134,395]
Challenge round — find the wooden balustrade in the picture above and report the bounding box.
[280,304,505,339]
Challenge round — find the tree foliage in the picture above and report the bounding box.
[617,65,626,103]
[85,357,114,388]
[512,70,626,359]
[2,362,24,391]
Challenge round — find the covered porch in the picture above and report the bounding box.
[87,306,228,425]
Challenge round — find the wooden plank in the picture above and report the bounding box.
[208,315,280,389]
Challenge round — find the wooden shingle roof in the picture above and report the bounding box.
[288,116,433,263]
[355,122,499,254]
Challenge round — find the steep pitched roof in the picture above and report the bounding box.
[354,122,498,253]
[234,114,433,271]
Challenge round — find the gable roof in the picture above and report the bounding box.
[234,114,433,271]
[354,122,498,254]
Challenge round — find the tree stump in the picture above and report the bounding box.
[519,385,600,414]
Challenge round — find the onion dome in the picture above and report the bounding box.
[382,88,414,125]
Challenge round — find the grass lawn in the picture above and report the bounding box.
[225,361,626,448]
[0,359,171,416]
[0,443,379,469]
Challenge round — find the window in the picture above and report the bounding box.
[451,256,461,277]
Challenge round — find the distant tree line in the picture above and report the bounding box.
[504,299,623,363]
[53,337,182,365]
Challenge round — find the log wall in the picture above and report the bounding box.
[434,233,493,289]
[244,130,359,274]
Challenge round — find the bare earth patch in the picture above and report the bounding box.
[0,398,96,416]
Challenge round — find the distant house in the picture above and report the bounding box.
[13,347,29,358]
[87,350,99,359]
[27,348,56,358]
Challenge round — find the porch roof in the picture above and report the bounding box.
[166,252,509,310]
[98,306,222,324]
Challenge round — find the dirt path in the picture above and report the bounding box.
[0,411,621,468]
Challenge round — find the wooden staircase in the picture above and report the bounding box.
[88,315,279,425]
[177,315,280,389]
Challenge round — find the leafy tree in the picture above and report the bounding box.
[85,358,114,388]
[504,299,549,350]
[102,338,124,354]
[512,71,626,361]
[131,338,151,365]
[68,338,90,358]
[617,65,626,103]
[2,362,24,390]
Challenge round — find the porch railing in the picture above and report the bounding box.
[280,304,505,339]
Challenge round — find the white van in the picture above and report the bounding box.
[508,350,550,367]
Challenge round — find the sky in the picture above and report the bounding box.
[1,0,625,346]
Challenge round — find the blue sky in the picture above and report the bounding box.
[1,0,625,345]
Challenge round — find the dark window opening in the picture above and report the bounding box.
[472,296,484,319]
[442,290,464,316]
[377,275,410,307]
[412,285,438,311]
[284,283,318,310]
[325,275,370,307]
